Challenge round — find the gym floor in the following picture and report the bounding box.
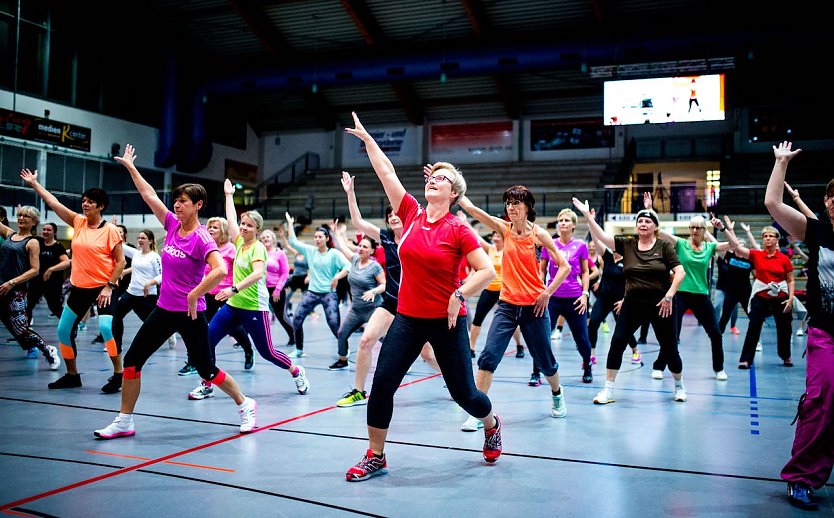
[0,302,829,517]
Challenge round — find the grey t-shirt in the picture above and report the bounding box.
[348,255,383,312]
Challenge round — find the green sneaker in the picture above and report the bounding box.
[337,388,368,407]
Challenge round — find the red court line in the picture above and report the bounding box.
[0,373,440,511]
[85,450,235,473]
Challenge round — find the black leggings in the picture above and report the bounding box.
[267,286,294,343]
[471,289,500,327]
[718,288,751,333]
[653,291,724,372]
[112,292,158,351]
[609,294,681,373]
[367,314,491,429]
[587,291,637,350]
[27,276,65,318]
[740,295,793,364]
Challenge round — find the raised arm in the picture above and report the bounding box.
[341,171,381,241]
[643,192,675,244]
[722,216,751,259]
[329,220,355,262]
[740,222,760,250]
[457,195,508,236]
[705,214,732,252]
[784,181,818,220]
[572,198,615,251]
[113,144,168,226]
[19,169,77,226]
[223,179,240,243]
[344,112,406,213]
[764,141,806,241]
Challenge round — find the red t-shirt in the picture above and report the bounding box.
[749,249,792,299]
[396,193,480,318]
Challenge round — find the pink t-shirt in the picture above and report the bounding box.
[541,237,588,298]
[265,248,290,290]
[158,211,218,312]
[397,193,479,318]
[206,242,236,295]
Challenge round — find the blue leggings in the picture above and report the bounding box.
[57,285,115,358]
[209,304,292,370]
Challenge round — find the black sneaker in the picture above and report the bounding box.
[582,364,593,383]
[244,352,254,370]
[329,359,349,370]
[48,373,82,389]
[528,372,541,387]
[470,349,476,358]
[515,346,525,358]
[787,482,817,510]
[92,334,104,344]
[178,363,197,376]
[101,372,123,394]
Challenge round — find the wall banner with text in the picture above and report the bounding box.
[1,110,91,152]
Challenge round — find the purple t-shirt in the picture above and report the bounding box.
[158,211,218,312]
[541,237,588,298]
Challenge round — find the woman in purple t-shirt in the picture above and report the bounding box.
[532,208,593,385]
[93,144,257,440]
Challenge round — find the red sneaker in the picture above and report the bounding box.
[483,415,503,463]
[346,449,388,481]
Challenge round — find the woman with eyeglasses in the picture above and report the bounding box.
[343,111,500,481]
[642,193,733,381]
[572,198,687,405]
[284,212,350,359]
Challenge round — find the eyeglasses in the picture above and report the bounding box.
[505,200,522,207]
[424,174,451,185]
[689,226,705,230]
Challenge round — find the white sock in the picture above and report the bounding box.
[238,397,251,409]
[604,380,615,390]
[118,412,133,422]
[675,379,685,389]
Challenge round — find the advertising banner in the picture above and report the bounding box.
[0,110,91,152]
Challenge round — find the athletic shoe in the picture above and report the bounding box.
[178,363,197,376]
[337,388,367,407]
[787,482,817,510]
[167,334,177,349]
[673,386,687,402]
[288,349,305,358]
[92,334,104,344]
[26,348,38,359]
[756,342,763,351]
[48,373,82,389]
[593,387,615,404]
[651,369,664,380]
[238,397,257,433]
[528,372,541,387]
[45,345,61,371]
[551,387,567,418]
[730,326,740,335]
[346,449,388,482]
[783,359,794,367]
[582,364,593,383]
[470,349,476,358]
[244,351,254,370]
[78,322,86,332]
[232,342,242,349]
[631,352,642,364]
[637,337,647,345]
[738,361,750,370]
[461,415,484,432]
[796,329,805,337]
[552,331,563,341]
[601,321,609,333]
[715,370,728,381]
[329,359,349,370]
[590,355,596,365]
[188,381,214,400]
[293,366,309,395]
[515,346,525,358]
[94,415,135,439]
[482,415,502,463]
[101,372,122,394]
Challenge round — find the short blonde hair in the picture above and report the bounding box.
[431,162,466,203]
[206,216,230,244]
[557,208,577,225]
[761,225,780,238]
[689,215,706,228]
[240,210,263,231]
[17,205,40,235]
[260,228,276,245]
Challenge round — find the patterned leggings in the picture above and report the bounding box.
[291,291,340,351]
[1,289,49,353]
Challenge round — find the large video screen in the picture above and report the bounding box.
[604,74,725,126]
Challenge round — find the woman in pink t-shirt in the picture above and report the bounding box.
[259,229,295,345]
[343,112,500,481]
[93,144,256,440]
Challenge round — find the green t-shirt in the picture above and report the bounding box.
[228,235,269,311]
[675,237,717,295]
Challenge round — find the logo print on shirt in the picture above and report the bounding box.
[162,244,187,259]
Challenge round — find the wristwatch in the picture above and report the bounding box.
[231,285,240,293]
[453,289,465,302]
[582,291,590,297]
[107,281,118,289]
[663,295,673,303]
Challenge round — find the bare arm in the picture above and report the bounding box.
[764,141,806,241]
[329,220,355,262]
[344,112,406,213]
[572,198,615,251]
[341,171,381,241]
[457,196,508,235]
[643,192,676,244]
[19,169,77,226]
[449,247,495,328]
[722,217,751,259]
[223,179,240,243]
[784,182,818,220]
[188,250,226,319]
[113,144,168,226]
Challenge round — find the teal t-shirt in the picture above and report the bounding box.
[288,234,350,293]
[228,235,269,311]
[675,236,716,295]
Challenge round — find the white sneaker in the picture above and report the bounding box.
[715,370,728,381]
[651,369,664,380]
[756,342,763,351]
[551,386,567,418]
[593,387,615,404]
[45,345,61,371]
[293,366,309,395]
[167,334,177,349]
[461,415,484,432]
[673,386,687,402]
[94,415,135,439]
[238,397,257,433]
[188,381,214,400]
[288,349,305,358]
[552,331,563,341]
[796,329,805,337]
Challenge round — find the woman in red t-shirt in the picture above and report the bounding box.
[343,112,501,481]
[723,221,795,368]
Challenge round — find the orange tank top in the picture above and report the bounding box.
[500,224,545,306]
[485,246,503,291]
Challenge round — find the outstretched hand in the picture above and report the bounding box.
[285,212,295,227]
[571,197,590,216]
[723,215,735,232]
[740,222,750,232]
[19,168,38,185]
[340,171,354,193]
[642,191,653,210]
[114,144,137,167]
[224,178,235,196]
[344,111,370,140]
[423,163,434,177]
[773,141,801,161]
[784,181,799,199]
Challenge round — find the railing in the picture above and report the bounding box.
[255,152,320,203]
